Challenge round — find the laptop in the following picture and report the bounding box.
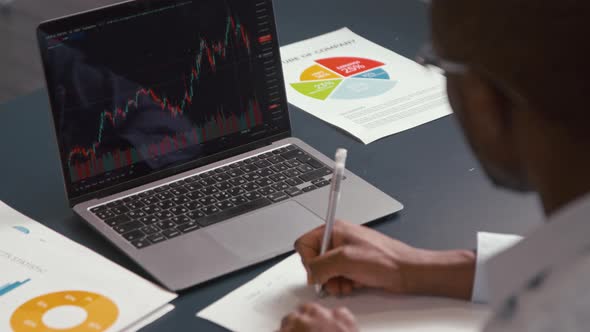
[36,0,403,291]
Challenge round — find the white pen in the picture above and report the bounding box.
[315,148,348,296]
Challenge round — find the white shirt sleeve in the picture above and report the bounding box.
[472,232,523,304]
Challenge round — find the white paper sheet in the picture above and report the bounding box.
[198,254,490,332]
[280,28,451,144]
[0,201,177,332]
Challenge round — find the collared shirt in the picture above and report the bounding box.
[471,193,590,331]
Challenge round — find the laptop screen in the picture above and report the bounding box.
[37,0,290,203]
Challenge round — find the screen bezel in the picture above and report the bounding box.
[36,0,292,207]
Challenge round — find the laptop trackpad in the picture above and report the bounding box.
[204,201,325,260]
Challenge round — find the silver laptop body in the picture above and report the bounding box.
[37,0,403,291]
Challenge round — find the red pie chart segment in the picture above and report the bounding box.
[315,57,385,77]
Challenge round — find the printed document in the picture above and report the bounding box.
[198,254,490,332]
[0,201,177,332]
[280,28,451,144]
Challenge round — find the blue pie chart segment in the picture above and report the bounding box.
[353,68,390,80]
[330,78,397,100]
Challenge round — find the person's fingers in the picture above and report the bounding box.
[281,312,299,329]
[297,302,322,316]
[294,225,325,263]
[308,246,362,284]
[333,307,357,326]
[341,279,354,296]
[323,278,341,296]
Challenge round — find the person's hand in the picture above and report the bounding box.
[279,303,358,332]
[294,221,476,299]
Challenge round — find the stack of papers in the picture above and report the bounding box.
[198,254,490,332]
[280,28,452,144]
[0,201,177,332]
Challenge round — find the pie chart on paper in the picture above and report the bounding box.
[290,57,397,101]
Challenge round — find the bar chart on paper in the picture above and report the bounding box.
[290,57,397,101]
[0,279,31,297]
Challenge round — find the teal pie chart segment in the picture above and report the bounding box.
[330,78,397,100]
[353,68,390,80]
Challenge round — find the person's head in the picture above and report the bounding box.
[428,0,590,210]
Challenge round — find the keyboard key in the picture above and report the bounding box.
[229,196,249,206]
[171,195,190,205]
[156,200,176,210]
[286,178,304,186]
[200,186,219,196]
[212,174,231,182]
[256,168,274,177]
[281,149,305,160]
[148,234,167,244]
[228,169,245,177]
[95,210,115,220]
[90,206,107,213]
[106,200,124,208]
[154,211,174,220]
[242,183,261,192]
[285,145,296,151]
[198,197,217,205]
[272,182,290,191]
[283,169,301,178]
[260,152,275,159]
[215,201,235,210]
[268,155,285,164]
[302,185,318,193]
[127,210,148,219]
[241,164,258,173]
[184,183,202,192]
[213,192,231,201]
[258,187,276,196]
[169,180,185,188]
[140,206,160,215]
[140,196,159,205]
[255,178,274,187]
[156,220,176,230]
[105,214,131,227]
[300,168,333,182]
[186,210,206,220]
[228,177,247,186]
[214,182,233,191]
[155,192,174,200]
[184,176,198,183]
[114,221,143,234]
[186,191,205,200]
[184,202,203,211]
[141,225,160,235]
[154,185,170,193]
[131,238,151,249]
[199,178,217,186]
[284,159,302,168]
[126,201,145,210]
[171,215,192,225]
[170,187,188,196]
[195,198,272,228]
[162,229,182,239]
[123,230,145,242]
[244,192,262,201]
[285,187,303,197]
[254,160,271,168]
[313,179,331,188]
[177,221,200,234]
[170,206,189,216]
[269,174,287,182]
[138,190,155,198]
[202,205,221,215]
[297,164,315,173]
[138,216,159,225]
[268,192,289,203]
[228,187,246,196]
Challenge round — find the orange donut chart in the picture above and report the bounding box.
[10,290,119,332]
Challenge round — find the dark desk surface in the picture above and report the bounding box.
[0,0,543,330]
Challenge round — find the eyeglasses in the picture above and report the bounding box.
[415,43,468,75]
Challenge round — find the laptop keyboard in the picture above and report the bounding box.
[89,145,335,249]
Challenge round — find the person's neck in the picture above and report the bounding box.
[525,136,590,217]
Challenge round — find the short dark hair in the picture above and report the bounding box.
[431,0,590,133]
